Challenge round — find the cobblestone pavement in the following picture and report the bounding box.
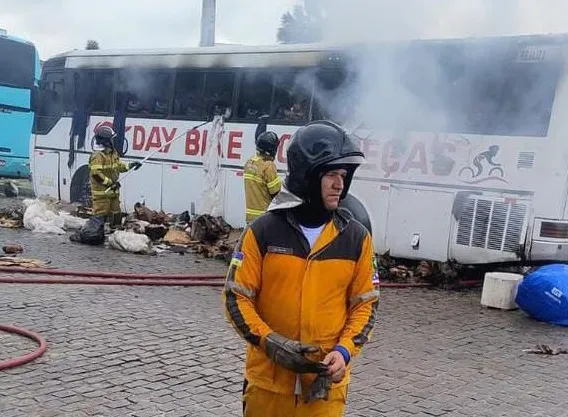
[1,199,568,416]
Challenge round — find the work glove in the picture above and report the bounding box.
[109,181,121,192]
[304,371,333,403]
[129,161,142,171]
[264,333,328,374]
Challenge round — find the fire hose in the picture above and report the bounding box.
[0,266,482,370]
[0,324,47,371]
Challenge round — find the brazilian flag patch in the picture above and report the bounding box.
[231,251,244,268]
[371,255,380,285]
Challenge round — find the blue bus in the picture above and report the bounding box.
[0,29,41,178]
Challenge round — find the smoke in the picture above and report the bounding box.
[288,0,567,141]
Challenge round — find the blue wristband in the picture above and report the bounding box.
[333,345,351,365]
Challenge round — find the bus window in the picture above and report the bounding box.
[91,71,114,114]
[312,68,353,123]
[118,70,172,118]
[35,71,65,134]
[173,71,205,119]
[203,71,235,117]
[271,70,312,124]
[236,70,273,121]
[464,61,560,137]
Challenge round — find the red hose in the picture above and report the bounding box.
[0,266,224,280]
[0,324,47,371]
[0,266,482,287]
[0,276,225,286]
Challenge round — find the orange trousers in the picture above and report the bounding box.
[242,381,347,417]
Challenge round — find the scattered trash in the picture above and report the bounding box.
[23,199,66,235]
[516,264,568,326]
[3,244,24,255]
[144,224,169,241]
[69,217,105,246]
[163,229,194,246]
[0,256,50,268]
[189,214,231,243]
[193,228,242,263]
[108,231,152,255]
[523,344,568,355]
[0,207,24,229]
[3,180,19,198]
[134,202,169,225]
[59,212,88,230]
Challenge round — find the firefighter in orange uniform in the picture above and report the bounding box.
[243,131,282,223]
[88,126,141,227]
[224,120,380,417]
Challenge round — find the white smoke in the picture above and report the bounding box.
[289,0,566,138]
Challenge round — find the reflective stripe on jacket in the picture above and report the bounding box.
[89,149,129,197]
[223,186,379,395]
[243,155,282,222]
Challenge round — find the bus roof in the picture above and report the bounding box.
[46,32,568,70]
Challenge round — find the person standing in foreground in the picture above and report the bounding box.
[223,120,380,416]
[243,131,282,223]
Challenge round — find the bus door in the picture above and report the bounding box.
[33,150,60,199]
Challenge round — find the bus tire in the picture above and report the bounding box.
[70,165,92,207]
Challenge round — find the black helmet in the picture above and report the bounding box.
[285,120,365,201]
[94,125,116,148]
[339,193,372,235]
[256,131,280,158]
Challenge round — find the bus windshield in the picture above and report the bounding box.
[0,36,35,91]
[0,34,38,178]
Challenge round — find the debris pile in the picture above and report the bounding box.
[104,202,239,261]
[376,250,470,285]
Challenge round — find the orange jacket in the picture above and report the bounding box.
[223,187,379,395]
[243,154,282,222]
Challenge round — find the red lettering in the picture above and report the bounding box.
[145,127,162,152]
[227,131,242,159]
[133,125,145,151]
[277,134,292,164]
[381,140,400,178]
[161,127,177,153]
[185,130,200,156]
[402,142,427,174]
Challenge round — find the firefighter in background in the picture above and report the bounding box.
[89,126,141,227]
[243,131,282,223]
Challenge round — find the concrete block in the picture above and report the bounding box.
[481,272,523,310]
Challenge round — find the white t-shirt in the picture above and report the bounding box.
[300,224,325,249]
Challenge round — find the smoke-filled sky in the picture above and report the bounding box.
[0,0,297,60]
[2,0,568,61]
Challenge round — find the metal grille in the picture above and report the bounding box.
[456,198,527,253]
[517,152,535,169]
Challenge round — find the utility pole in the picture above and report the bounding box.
[199,0,216,47]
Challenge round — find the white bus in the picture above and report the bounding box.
[31,34,568,265]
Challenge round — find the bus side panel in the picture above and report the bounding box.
[224,169,246,228]
[161,163,208,216]
[120,162,163,213]
[385,186,454,262]
[349,179,390,255]
[32,150,59,199]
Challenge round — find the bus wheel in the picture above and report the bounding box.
[70,165,92,208]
